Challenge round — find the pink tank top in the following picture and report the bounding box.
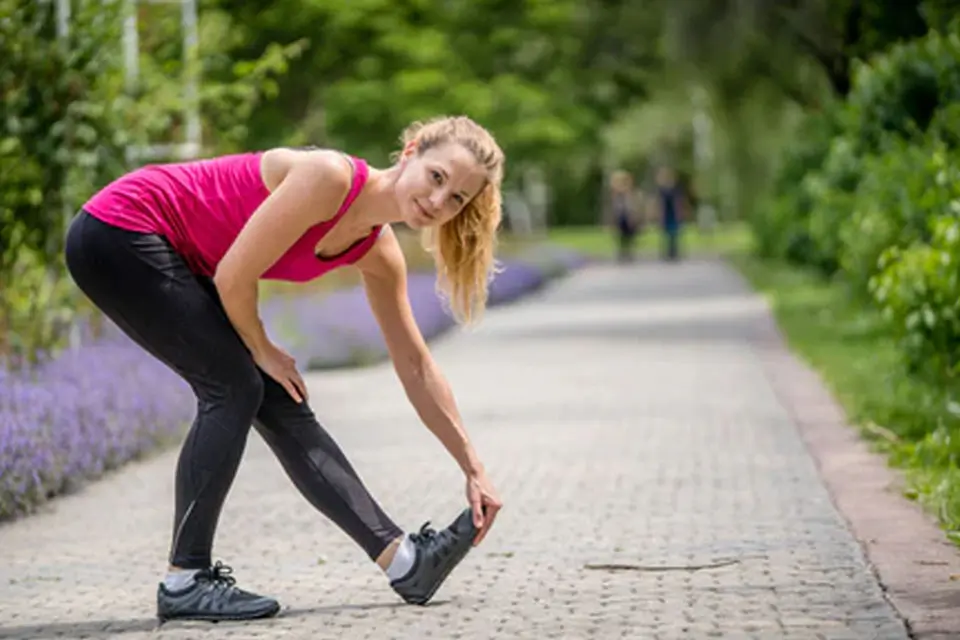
[82,152,381,282]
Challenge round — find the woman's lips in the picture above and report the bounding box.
[416,200,434,220]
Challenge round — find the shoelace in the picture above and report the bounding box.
[410,521,436,544]
[413,521,449,548]
[196,561,237,589]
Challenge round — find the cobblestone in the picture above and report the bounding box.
[0,259,928,639]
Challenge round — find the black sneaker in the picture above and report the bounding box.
[390,507,479,605]
[156,561,281,622]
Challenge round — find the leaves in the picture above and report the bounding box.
[753,13,960,386]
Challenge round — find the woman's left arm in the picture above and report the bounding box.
[356,227,502,544]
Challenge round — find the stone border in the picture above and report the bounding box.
[750,294,960,640]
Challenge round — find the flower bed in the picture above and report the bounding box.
[0,340,193,520]
[0,242,585,520]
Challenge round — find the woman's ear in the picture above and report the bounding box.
[402,139,417,159]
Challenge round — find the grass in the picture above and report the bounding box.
[728,248,960,546]
[547,220,753,260]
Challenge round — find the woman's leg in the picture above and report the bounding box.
[64,210,277,621]
[252,373,485,606]
[252,375,404,560]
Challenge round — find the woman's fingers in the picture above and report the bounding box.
[281,375,304,404]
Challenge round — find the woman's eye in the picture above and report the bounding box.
[432,171,442,184]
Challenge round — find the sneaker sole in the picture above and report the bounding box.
[157,602,281,623]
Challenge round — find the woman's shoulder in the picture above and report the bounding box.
[259,146,355,193]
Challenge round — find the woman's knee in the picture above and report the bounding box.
[198,360,265,417]
[231,364,265,413]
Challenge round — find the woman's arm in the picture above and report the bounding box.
[356,227,502,542]
[356,226,483,475]
[213,150,351,401]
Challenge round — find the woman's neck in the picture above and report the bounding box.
[347,164,404,230]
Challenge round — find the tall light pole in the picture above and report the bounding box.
[691,85,717,230]
[123,0,202,164]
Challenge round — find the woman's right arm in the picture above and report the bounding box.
[213,150,351,401]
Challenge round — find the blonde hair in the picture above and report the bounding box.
[396,115,505,325]
[610,170,633,193]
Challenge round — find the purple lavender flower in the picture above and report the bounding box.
[0,337,193,520]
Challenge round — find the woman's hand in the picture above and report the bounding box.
[465,468,503,546]
[253,342,308,404]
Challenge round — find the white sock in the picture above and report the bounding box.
[385,536,417,581]
[163,568,200,591]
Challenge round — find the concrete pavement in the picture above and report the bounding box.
[1,258,956,639]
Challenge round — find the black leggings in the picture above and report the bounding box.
[64,210,403,569]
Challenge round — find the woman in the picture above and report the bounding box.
[64,115,505,622]
[607,170,641,263]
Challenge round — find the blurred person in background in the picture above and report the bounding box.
[605,169,643,263]
[650,166,691,261]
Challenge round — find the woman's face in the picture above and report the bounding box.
[395,142,488,230]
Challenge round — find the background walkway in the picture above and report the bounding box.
[0,259,948,639]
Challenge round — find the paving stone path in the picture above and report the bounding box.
[2,258,958,639]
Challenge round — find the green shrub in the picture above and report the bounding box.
[0,248,89,364]
[758,25,960,276]
[0,1,134,361]
[802,22,960,276]
[746,14,960,547]
[0,0,132,272]
[803,134,864,276]
[839,136,945,296]
[928,101,960,147]
[752,109,839,264]
[845,26,960,154]
[870,148,960,379]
